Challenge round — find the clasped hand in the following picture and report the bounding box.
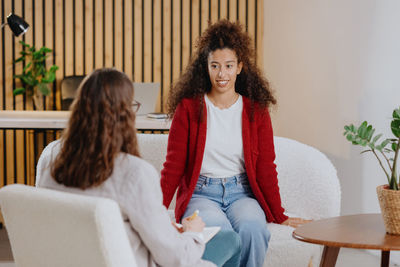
[281,217,312,228]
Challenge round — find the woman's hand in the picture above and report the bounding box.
[281,217,312,228]
[181,215,205,232]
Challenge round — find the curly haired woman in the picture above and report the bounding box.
[36,68,241,267]
[161,20,309,267]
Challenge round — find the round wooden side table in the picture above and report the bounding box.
[293,214,400,267]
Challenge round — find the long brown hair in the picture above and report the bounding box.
[52,68,140,189]
[167,19,276,118]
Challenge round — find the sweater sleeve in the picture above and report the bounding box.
[256,109,288,224]
[160,101,190,208]
[36,140,60,187]
[119,160,215,267]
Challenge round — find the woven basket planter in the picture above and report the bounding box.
[377,185,400,235]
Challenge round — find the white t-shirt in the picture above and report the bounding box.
[200,94,245,178]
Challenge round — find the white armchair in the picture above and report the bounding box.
[137,134,341,267]
[0,184,137,267]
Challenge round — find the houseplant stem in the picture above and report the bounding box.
[392,139,400,186]
[371,149,391,185]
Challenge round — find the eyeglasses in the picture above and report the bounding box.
[132,100,141,112]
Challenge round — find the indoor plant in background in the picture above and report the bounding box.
[13,40,58,110]
[344,107,400,234]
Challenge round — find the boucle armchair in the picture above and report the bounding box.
[137,133,341,267]
[0,184,137,267]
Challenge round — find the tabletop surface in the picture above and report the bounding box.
[0,110,171,130]
[293,213,400,251]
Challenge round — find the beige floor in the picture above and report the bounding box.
[0,248,399,267]
[336,248,399,267]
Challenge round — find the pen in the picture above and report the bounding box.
[188,210,199,220]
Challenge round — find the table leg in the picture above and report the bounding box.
[381,251,390,267]
[319,246,340,267]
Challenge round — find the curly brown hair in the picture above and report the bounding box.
[52,68,140,189]
[167,19,276,118]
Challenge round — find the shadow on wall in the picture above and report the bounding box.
[324,150,364,216]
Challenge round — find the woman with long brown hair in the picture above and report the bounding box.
[161,20,309,267]
[36,68,241,267]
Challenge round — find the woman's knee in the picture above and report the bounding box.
[237,221,271,241]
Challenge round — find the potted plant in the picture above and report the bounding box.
[13,40,58,110]
[344,106,400,234]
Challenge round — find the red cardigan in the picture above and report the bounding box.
[160,96,288,224]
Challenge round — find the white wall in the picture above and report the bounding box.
[264,0,400,216]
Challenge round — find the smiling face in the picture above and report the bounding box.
[207,48,243,96]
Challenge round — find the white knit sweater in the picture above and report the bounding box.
[36,140,215,267]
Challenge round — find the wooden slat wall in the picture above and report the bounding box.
[0,0,264,187]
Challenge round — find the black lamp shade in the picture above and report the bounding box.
[7,13,29,36]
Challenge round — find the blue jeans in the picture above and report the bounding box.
[184,174,270,267]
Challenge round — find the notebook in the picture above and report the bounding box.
[133,82,160,115]
[202,226,221,243]
[175,224,221,243]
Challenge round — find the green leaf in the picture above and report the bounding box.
[49,65,59,72]
[361,122,369,139]
[392,143,398,152]
[19,40,30,48]
[366,126,374,141]
[14,56,25,63]
[35,65,45,76]
[40,47,52,53]
[357,121,366,136]
[392,118,400,138]
[37,83,50,96]
[360,140,368,146]
[32,50,43,59]
[14,74,25,79]
[13,87,26,95]
[372,133,383,144]
[379,139,390,150]
[23,62,32,72]
[393,107,400,119]
[20,75,37,86]
[41,71,56,83]
[346,134,354,141]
